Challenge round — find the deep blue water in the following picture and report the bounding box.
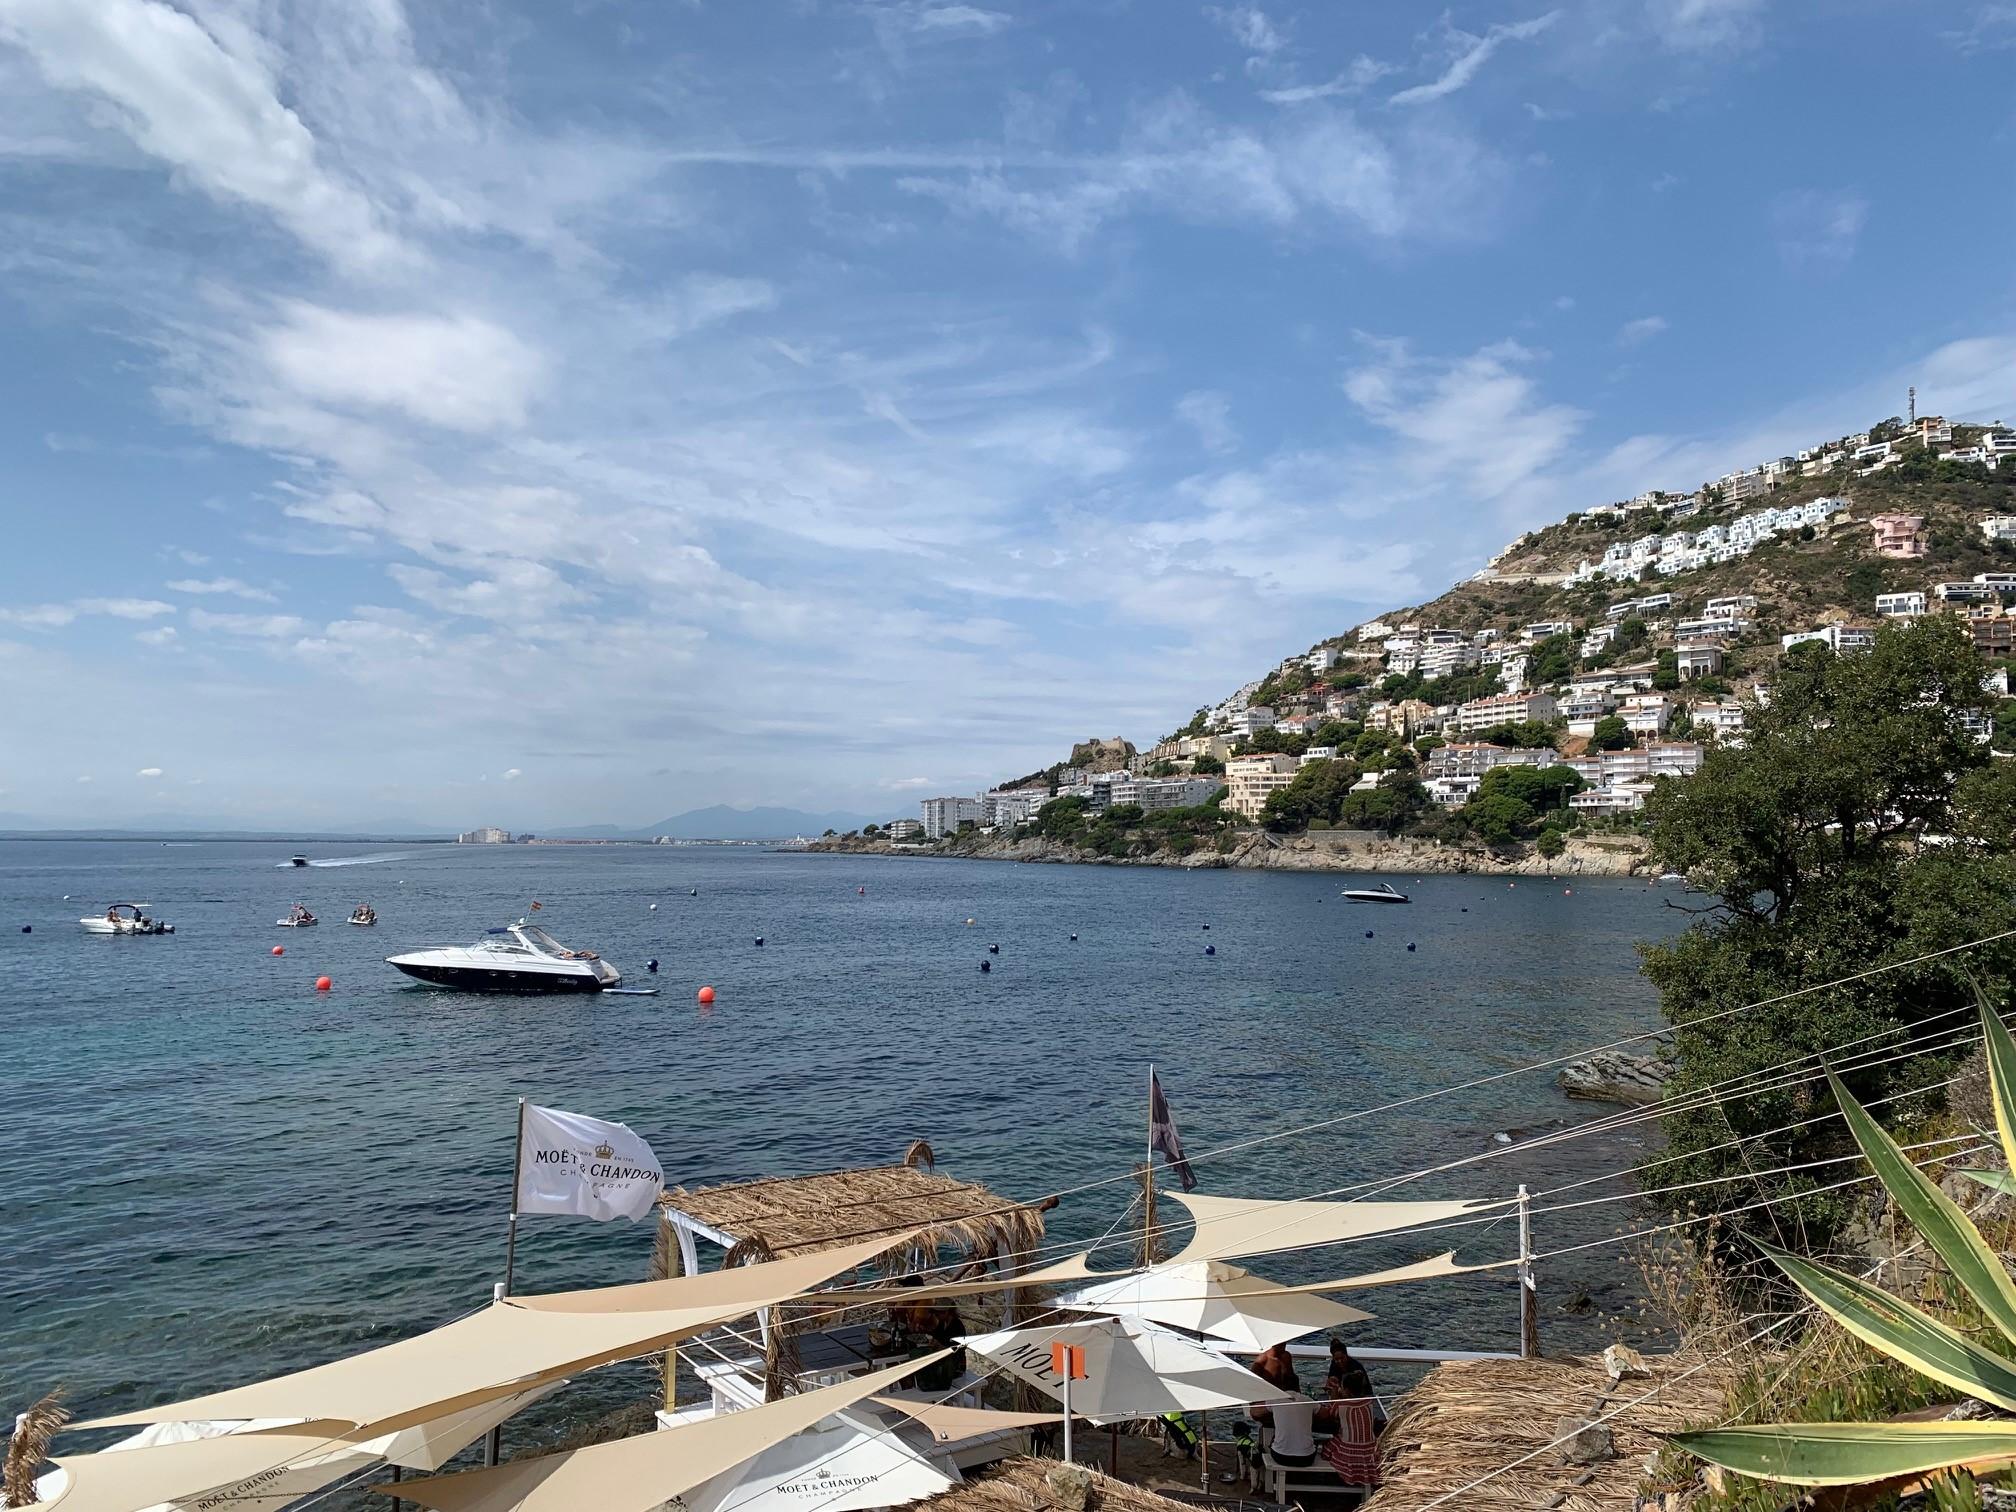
[0,840,1683,1439]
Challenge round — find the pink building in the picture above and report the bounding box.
[1870,513,1927,559]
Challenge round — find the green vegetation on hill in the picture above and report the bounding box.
[1640,616,2016,1254]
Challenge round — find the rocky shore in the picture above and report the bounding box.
[803,828,1651,877]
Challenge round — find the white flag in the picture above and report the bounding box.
[516,1103,665,1221]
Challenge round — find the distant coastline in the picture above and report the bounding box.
[801,829,1651,876]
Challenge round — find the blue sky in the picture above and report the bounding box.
[2,0,2014,830]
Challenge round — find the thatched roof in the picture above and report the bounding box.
[911,1457,1197,1512]
[1362,1351,1736,1512]
[660,1153,1049,1270]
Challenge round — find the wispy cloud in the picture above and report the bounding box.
[1176,390,1238,453]
[1206,5,1288,64]
[1942,4,2016,52]
[165,577,277,603]
[1770,187,1868,267]
[1389,12,1560,107]
[1617,315,1668,347]
[186,609,309,638]
[0,597,174,627]
[1261,58,1394,104]
[136,766,162,778]
[1646,0,1768,53]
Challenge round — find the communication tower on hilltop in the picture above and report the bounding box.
[1909,385,1917,425]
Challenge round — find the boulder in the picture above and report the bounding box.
[1044,1462,1094,1511]
[1603,1343,1652,1381]
[1554,1417,1615,1466]
[1557,1050,1673,1106]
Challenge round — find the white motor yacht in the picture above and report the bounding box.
[1341,882,1410,904]
[79,902,174,935]
[386,921,622,992]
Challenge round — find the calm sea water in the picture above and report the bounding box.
[0,840,1684,1443]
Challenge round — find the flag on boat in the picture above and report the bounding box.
[516,1103,664,1221]
[1148,1068,1197,1191]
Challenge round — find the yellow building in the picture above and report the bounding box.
[1224,752,1298,820]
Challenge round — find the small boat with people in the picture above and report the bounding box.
[288,854,310,868]
[277,904,319,928]
[348,903,377,927]
[79,902,174,935]
[1341,882,1410,904]
[386,920,623,992]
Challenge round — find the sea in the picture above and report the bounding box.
[0,839,1687,1453]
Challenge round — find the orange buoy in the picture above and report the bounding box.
[271,945,285,956]
[697,985,716,1005]
[315,975,332,991]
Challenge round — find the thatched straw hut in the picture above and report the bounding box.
[652,1144,1053,1406]
[910,1456,1199,1512]
[1362,1352,1736,1512]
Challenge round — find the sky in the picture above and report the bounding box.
[2,0,2015,831]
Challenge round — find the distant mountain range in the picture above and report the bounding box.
[554,805,883,841]
[0,804,882,843]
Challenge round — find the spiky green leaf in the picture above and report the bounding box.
[1961,1168,2016,1196]
[1828,1068,2016,1344]
[1757,1238,2016,1412]
[1978,996,2016,1186]
[1673,1420,2016,1487]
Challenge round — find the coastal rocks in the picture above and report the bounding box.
[1602,1343,1652,1382]
[1043,1463,1094,1511]
[1557,1050,1673,1106]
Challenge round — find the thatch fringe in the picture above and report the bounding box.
[663,1159,1050,1274]
[910,1457,1196,1512]
[4,1390,67,1510]
[905,1140,936,1171]
[1362,1352,1737,1512]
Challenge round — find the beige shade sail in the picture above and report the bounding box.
[868,1400,1061,1446]
[1059,1260,1373,1353]
[1165,1192,1511,1266]
[1242,1251,1513,1293]
[22,1425,363,1512]
[385,1353,945,1512]
[678,1411,953,1512]
[80,1231,911,1438]
[832,1252,1097,1303]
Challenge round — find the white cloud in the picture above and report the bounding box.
[899,4,1011,35]
[886,775,934,789]
[502,767,522,780]
[135,625,180,647]
[1206,4,1287,71]
[76,774,92,783]
[1617,315,1668,347]
[1770,188,1868,268]
[165,576,277,602]
[1262,58,1394,104]
[187,608,309,637]
[1389,12,1560,107]
[0,597,174,627]
[0,0,406,271]
[136,766,162,778]
[1176,390,1238,453]
[1647,0,1768,52]
[1943,5,2016,52]
[255,302,544,433]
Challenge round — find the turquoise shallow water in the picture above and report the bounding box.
[0,840,1682,1445]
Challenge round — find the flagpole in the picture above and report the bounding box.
[502,1098,527,1297]
[1142,1065,1157,1266]
[487,1098,528,1470]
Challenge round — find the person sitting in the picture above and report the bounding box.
[886,1277,966,1392]
[1315,1336,1384,1432]
[1245,1342,1316,1469]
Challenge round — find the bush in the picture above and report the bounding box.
[1535,827,1566,858]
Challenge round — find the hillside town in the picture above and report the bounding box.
[892,408,2016,858]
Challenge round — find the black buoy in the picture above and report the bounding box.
[690,888,697,896]
[1201,923,1210,931]
[1204,944,1216,956]
[1407,942,1417,952]
[1069,933,1078,941]
[980,959,991,973]
[1461,907,1469,913]
[754,936,765,947]
[646,958,659,973]
[988,943,999,955]
[19,925,29,933]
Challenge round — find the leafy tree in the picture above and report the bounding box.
[1641,618,2015,1251]
[1653,649,1680,690]
[1337,772,1429,835]
[1612,615,1650,656]
[1463,791,1533,845]
[1312,721,1355,749]
[1529,632,1577,687]
[822,828,837,837]
[1192,753,1225,775]
[863,823,880,835]
[1261,757,1361,832]
[1476,720,1559,750]
[1590,714,1633,750]
[1479,763,1583,814]
[1535,826,1566,859]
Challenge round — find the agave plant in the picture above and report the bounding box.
[1674,1001,2016,1488]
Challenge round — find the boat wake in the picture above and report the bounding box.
[275,852,415,869]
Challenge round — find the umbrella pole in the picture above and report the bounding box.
[1061,1372,1073,1463]
[388,1463,402,1512]
[1109,1423,1117,1474]
[1199,1410,1208,1494]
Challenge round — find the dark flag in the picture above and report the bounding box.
[1148,1068,1198,1191]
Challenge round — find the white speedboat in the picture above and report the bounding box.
[278,905,319,927]
[79,902,174,935]
[1342,882,1410,904]
[348,904,377,927]
[386,921,622,992]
